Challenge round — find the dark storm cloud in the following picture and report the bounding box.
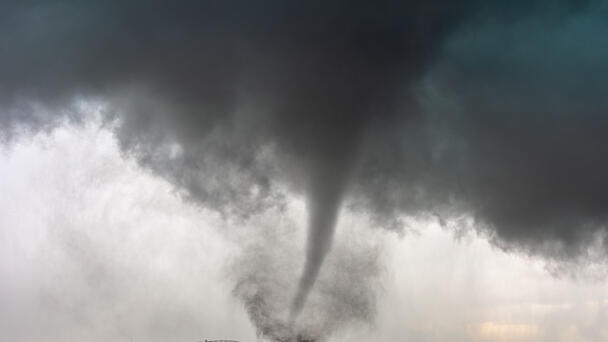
[2,0,608,340]
[356,0,608,260]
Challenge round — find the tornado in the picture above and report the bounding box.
[290,160,353,320]
[0,1,490,339]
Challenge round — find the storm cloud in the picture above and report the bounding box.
[2,0,608,340]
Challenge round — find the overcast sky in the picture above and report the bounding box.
[1,115,607,342]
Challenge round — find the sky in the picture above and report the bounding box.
[2,1,608,341]
[1,117,607,342]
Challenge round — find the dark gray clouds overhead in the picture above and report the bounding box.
[2,0,608,340]
[0,0,469,212]
[410,0,608,258]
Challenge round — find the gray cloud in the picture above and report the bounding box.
[2,0,608,340]
[419,0,608,259]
